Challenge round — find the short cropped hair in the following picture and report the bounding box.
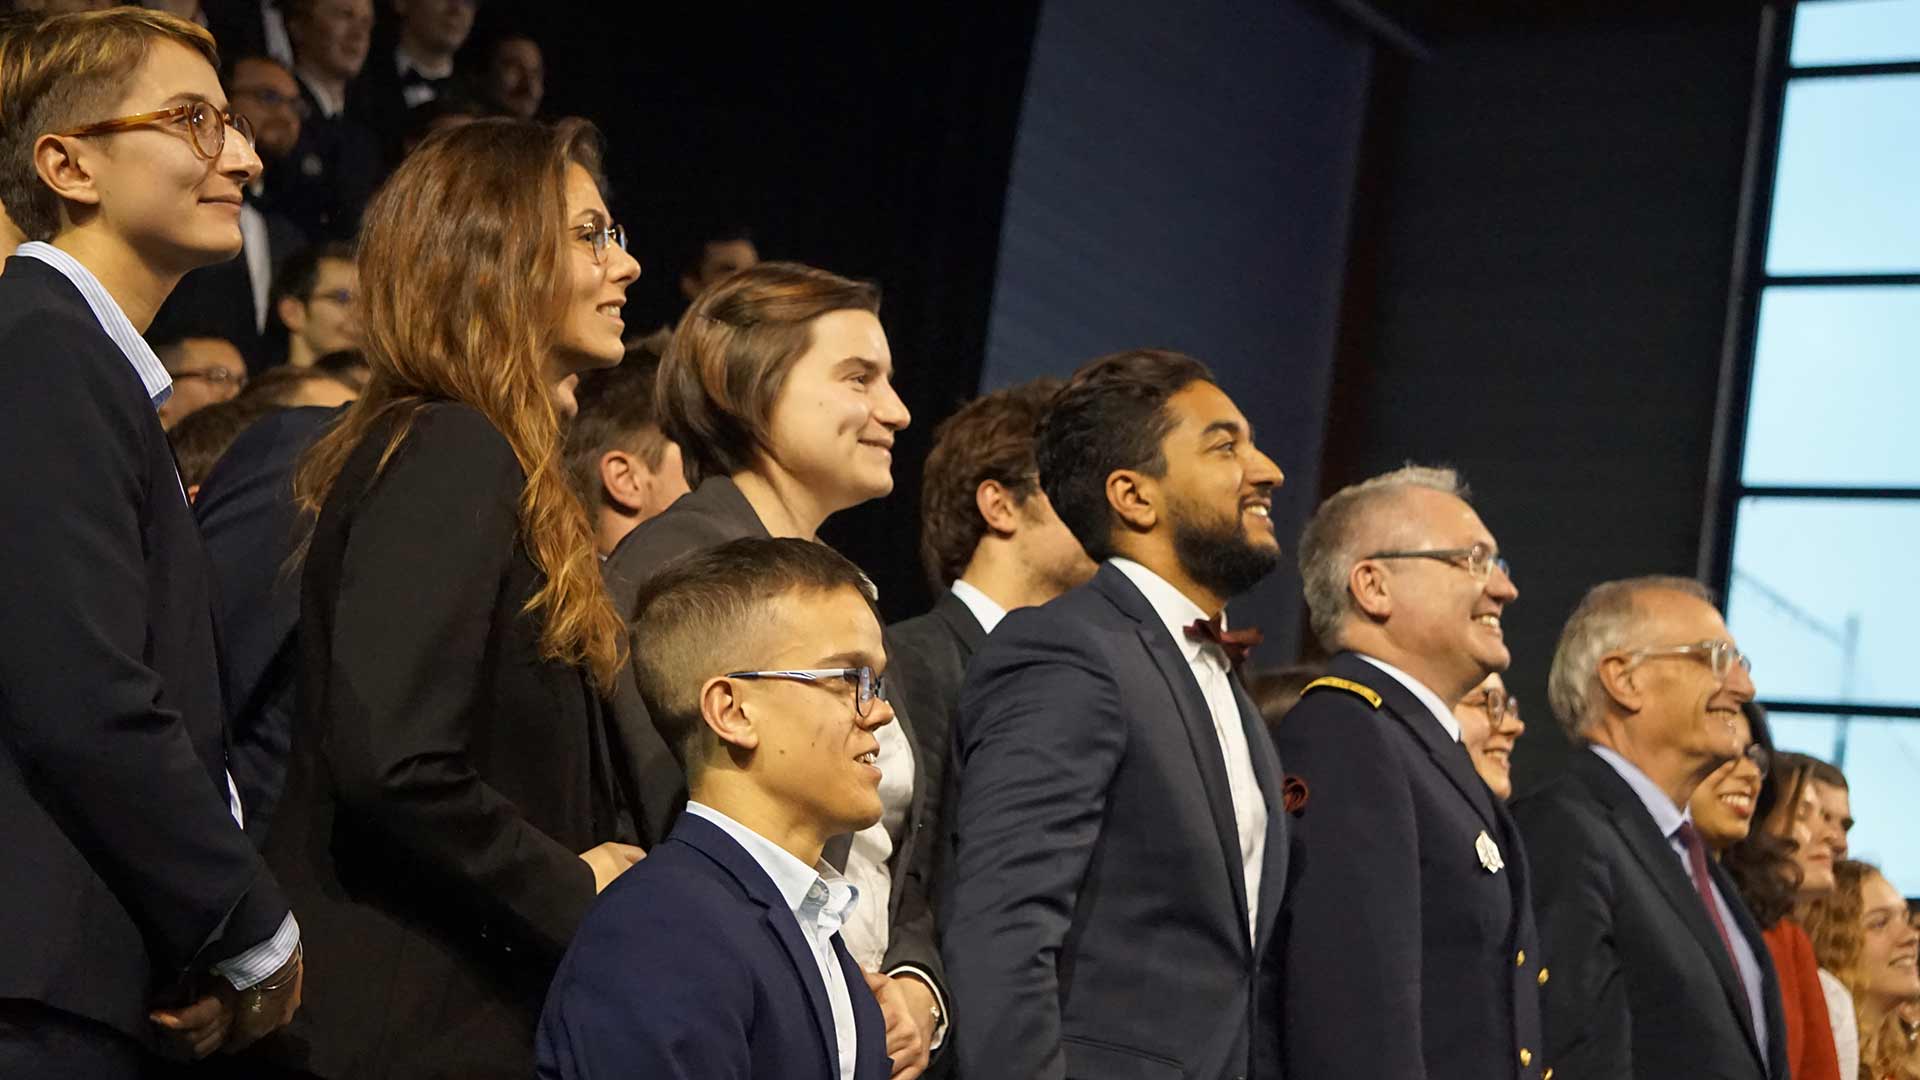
[239,364,354,407]
[270,241,354,320]
[629,537,878,776]
[1034,349,1214,563]
[1545,575,1713,739]
[0,9,219,240]
[918,378,1063,592]
[657,261,880,486]
[565,342,673,514]
[1296,464,1470,651]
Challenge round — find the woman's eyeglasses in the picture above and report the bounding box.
[574,220,628,265]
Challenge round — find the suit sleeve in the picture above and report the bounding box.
[940,620,1126,1080]
[320,407,595,955]
[0,316,288,974]
[1512,795,1632,1077]
[1272,700,1428,1079]
[536,882,752,1080]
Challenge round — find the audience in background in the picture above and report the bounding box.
[563,341,690,556]
[678,222,761,305]
[602,261,940,1078]
[1806,756,1855,861]
[271,240,359,368]
[254,118,647,1079]
[399,86,485,154]
[1699,706,1845,1080]
[313,344,370,388]
[154,333,249,428]
[168,393,276,500]
[241,361,358,407]
[539,539,896,1079]
[1278,465,1539,1080]
[353,0,477,161]
[1518,576,1781,1079]
[480,31,543,119]
[1453,670,1525,800]
[203,0,298,68]
[280,0,380,239]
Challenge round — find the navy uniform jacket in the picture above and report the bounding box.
[1271,651,1545,1080]
[941,563,1288,1079]
[537,812,892,1080]
[1512,749,1788,1080]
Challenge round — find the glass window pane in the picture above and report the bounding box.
[1766,74,1920,275]
[1791,0,1920,67]
[1727,498,1920,706]
[1741,286,1920,486]
[1770,713,1920,896]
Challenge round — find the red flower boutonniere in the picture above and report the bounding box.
[1281,775,1309,817]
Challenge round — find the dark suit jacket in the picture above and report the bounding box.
[0,257,291,1044]
[1271,652,1545,1080]
[537,812,892,1080]
[258,403,627,1078]
[194,405,340,845]
[603,475,946,990]
[147,202,303,372]
[941,563,1288,1079]
[1512,748,1790,1080]
[268,82,382,243]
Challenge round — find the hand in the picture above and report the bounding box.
[150,991,233,1060]
[222,947,304,1053]
[863,970,933,1079]
[580,842,646,892]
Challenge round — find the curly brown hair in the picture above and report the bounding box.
[916,378,1063,592]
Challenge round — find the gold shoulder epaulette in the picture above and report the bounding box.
[1302,676,1382,709]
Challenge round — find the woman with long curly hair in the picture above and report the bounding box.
[1807,860,1920,1080]
[256,117,647,1079]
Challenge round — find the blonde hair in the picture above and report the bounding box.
[294,118,625,690]
[0,9,218,239]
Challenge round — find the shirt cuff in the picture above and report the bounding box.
[212,912,300,991]
[887,963,949,1050]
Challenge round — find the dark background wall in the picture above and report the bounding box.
[1327,4,1768,788]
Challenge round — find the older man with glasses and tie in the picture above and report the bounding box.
[1274,464,1546,1080]
[1513,575,1789,1080]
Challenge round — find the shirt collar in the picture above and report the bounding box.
[684,801,859,932]
[14,242,171,408]
[1108,557,1223,669]
[1355,653,1463,742]
[395,45,454,81]
[949,578,1008,635]
[1589,744,1691,840]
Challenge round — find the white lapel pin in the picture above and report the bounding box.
[1475,829,1506,874]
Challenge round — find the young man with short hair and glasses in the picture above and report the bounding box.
[0,10,302,1075]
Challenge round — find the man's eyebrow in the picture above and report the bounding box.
[1199,419,1245,440]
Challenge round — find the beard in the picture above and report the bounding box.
[1169,498,1280,600]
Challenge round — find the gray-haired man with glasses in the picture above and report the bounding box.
[1512,575,1786,1080]
[1274,464,1547,1080]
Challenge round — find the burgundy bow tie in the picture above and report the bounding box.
[1184,617,1263,667]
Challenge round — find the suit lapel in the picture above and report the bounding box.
[834,932,891,1079]
[1232,673,1287,954]
[1096,566,1251,939]
[1576,753,1763,1063]
[931,589,988,657]
[1332,653,1500,835]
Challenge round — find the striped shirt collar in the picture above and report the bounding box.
[14,242,172,409]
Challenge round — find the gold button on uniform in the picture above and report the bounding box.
[1515,950,1526,966]
[1538,966,1550,985]
[1519,1048,1532,1067]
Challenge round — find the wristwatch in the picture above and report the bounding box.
[243,942,302,1017]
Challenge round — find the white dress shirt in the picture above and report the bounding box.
[237,203,272,334]
[1819,967,1859,1080]
[949,577,1008,635]
[1355,653,1462,742]
[1589,745,1769,1057]
[685,802,861,1080]
[15,241,299,990]
[841,719,914,971]
[1109,558,1267,938]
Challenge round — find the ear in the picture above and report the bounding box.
[1596,655,1643,716]
[277,295,307,334]
[974,479,1022,538]
[33,133,102,220]
[599,450,643,514]
[1106,469,1157,533]
[1348,558,1393,621]
[700,676,760,753]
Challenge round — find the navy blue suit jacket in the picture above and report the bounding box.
[941,562,1288,1079]
[538,813,891,1080]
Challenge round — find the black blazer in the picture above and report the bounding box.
[268,83,382,243]
[1270,651,1545,1080]
[941,562,1289,1080]
[258,403,626,1078]
[538,812,892,1080]
[195,405,341,845]
[1512,748,1789,1080]
[0,257,291,1044]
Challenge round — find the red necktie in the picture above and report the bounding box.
[1184,617,1262,668]
[1676,821,1739,965]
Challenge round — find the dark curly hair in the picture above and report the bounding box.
[1721,702,1803,929]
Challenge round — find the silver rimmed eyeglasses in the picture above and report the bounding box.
[1620,639,1753,684]
[574,218,628,264]
[723,667,887,718]
[1461,687,1520,725]
[1364,542,1511,584]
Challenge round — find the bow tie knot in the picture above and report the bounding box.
[1184,617,1262,667]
